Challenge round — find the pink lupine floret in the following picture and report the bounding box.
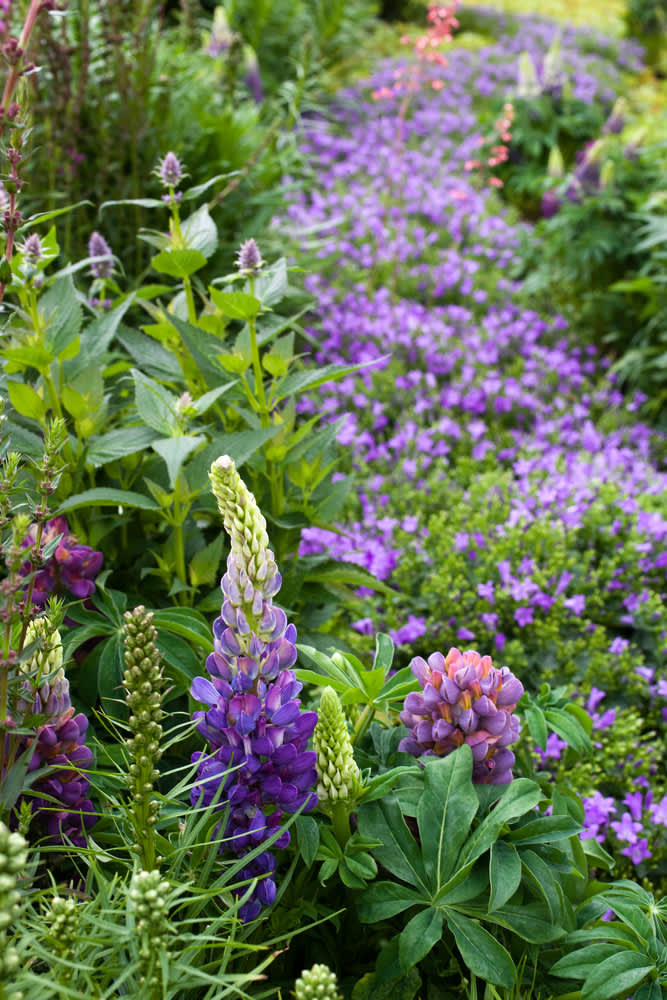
[399,647,523,784]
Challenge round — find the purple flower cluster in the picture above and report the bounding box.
[190,457,317,921]
[399,647,523,784]
[21,516,103,607]
[9,659,95,847]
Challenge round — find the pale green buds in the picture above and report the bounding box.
[547,145,565,178]
[517,52,540,98]
[313,687,363,813]
[294,963,341,1000]
[0,822,27,984]
[129,870,172,956]
[23,618,63,676]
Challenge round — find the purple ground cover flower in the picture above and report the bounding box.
[190,457,317,921]
[399,647,523,784]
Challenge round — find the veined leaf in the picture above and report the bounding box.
[444,909,515,989]
[356,882,423,923]
[461,779,542,864]
[357,795,428,893]
[417,748,478,891]
[398,908,443,971]
[489,841,521,911]
[582,952,654,1000]
[56,488,160,513]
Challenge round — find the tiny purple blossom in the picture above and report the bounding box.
[157,151,184,188]
[88,231,114,279]
[237,238,263,274]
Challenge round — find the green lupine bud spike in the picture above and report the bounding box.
[294,963,341,1000]
[210,455,271,558]
[122,607,165,870]
[313,687,363,813]
[0,822,27,985]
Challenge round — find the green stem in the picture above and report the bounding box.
[351,703,374,746]
[247,277,268,423]
[331,801,351,850]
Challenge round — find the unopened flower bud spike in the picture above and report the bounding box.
[313,686,363,847]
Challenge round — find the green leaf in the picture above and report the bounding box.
[481,902,564,943]
[115,326,177,380]
[551,944,626,980]
[356,882,424,922]
[357,795,428,893]
[374,632,395,674]
[189,532,224,588]
[152,248,208,278]
[545,708,592,753]
[156,630,203,691]
[41,275,83,357]
[294,815,319,868]
[97,635,124,707]
[153,434,206,487]
[273,359,384,403]
[582,952,654,1000]
[461,779,542,864]
[507,814,582,844]
[633,983,665,1000]
[209,288,261,321]
[86,426,158,467]
[302,560,395,597]
[489,841,521,910]
[164,314,227,387]
[132,369,179,435]
[191,383,235,416]
[399,908,443,971]
[152,607,214,653]
[520,848,562,921]
[444,910,515,989]
[7,381,46,421]
[417,748,478,891]
[524,705,548,751]
[181,203,218,258]
[432,860,488,906]
[56,488,160,513]
[254,257,288,306]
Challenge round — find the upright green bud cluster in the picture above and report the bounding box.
[44,895,79,984]
[129,869,172,991]
[122,607,165,870]
[313,687,363,813]
[0,822,28,993]
[209,455,282,645]
[294,963,341,1000]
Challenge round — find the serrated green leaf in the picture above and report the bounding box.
[7,381,46,421]
[132,368,179,435]
[41,275,83,357]
[86,425,158,467]
[181,203,218,258]
[153,434,206,487]
[152,248,208,278]
[209,288,261,321]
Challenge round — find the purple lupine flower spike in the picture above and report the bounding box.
[20,516,103,607]
[399,647,523,784]
[190,456,317,921]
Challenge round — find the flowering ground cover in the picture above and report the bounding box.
[279,7,667,885]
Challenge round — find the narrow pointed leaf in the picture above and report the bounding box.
[489,841,521,910]
[582,952,654,1000]
[417,748,478,891]
[399,908,443,971]
[461,779,542,864]
[356,881,424,923]
[445,909,515,989]
[357,795,428,894]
